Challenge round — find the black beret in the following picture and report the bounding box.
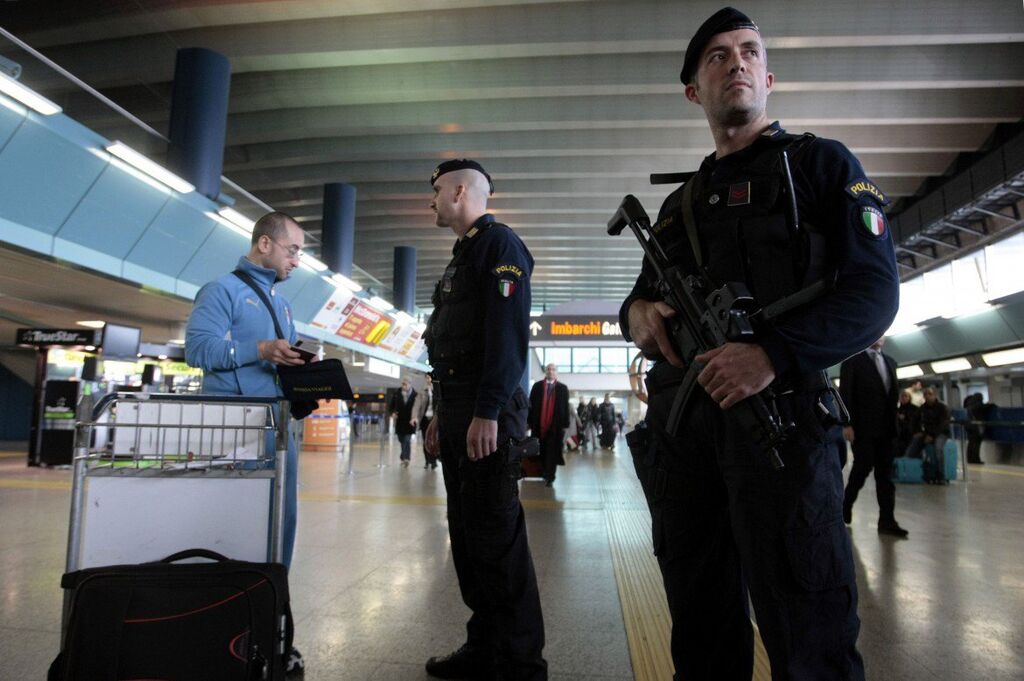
[680,7,759,85]
[430,158,494,195]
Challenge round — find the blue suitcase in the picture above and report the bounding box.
[892,457,923,484]
[943,439,959,481]
[922,439,959,482]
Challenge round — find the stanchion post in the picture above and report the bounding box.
[346,409,357,477]
[959,422,969,483]
[377,414,389,468]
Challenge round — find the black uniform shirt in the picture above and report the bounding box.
[433,213,534,420]
[620,122,900,381]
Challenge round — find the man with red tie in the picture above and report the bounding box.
[528,363,571,487]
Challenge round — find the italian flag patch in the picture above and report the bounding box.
[498,279,517,297]
[861,206,886,237]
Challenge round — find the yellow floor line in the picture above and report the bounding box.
[967,465,1024,478]
[605,507,673,681]
[0,451,26,459]
[0,478,70,490]
[603,492,772,680]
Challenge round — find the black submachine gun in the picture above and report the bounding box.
[607,194,789,470]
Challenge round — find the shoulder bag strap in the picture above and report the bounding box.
[232,270,286,341]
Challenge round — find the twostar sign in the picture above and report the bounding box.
[16,328,99,347]
[528,316,622,342]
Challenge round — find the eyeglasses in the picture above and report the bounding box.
[268,238,304,260]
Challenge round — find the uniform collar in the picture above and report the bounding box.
[701,120,787,172]
[453,214,495,254]
[238,256,278,289]
[466,213,495,237]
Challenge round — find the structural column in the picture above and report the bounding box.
[393,246,417,314]
[166,48,231,200]
[321,183,356,277]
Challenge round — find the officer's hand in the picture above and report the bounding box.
[466,417,498,461]
[843,426,855,443]
[425,416,440,456]
[410,418,418,428]
[258,339,304,366]
[695,343,776,410]
[627,299,685,368]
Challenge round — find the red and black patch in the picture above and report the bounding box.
[727,181,751,206]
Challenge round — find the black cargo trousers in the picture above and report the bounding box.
[628,364,865,681]
[438,385,547,681]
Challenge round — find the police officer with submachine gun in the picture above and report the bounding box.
[613,7,899,681]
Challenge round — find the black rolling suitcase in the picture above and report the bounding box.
[49,549,292,681]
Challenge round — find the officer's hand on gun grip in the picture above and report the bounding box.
[258,339,305,366]
[466,417,498,461]
[627,300,685,368]
[843,426,855,443]
[695,343,776,410]
[424,416,440,456]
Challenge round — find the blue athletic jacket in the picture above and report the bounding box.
[185,256,297,397]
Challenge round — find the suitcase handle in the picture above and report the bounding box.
[158,548,231,564]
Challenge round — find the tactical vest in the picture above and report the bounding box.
[660,133,828,318]
[423,225,492,378]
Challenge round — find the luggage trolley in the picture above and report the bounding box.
[64,392,291,576]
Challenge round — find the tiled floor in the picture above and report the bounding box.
[1,440,1022,680]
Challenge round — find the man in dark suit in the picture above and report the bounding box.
[528,363,570,487]
[840,337,908,537]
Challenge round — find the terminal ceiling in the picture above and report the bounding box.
[4,0,1024,314]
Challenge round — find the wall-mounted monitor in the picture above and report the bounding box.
[101,324,141,360]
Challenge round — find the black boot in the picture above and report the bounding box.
[877,521,909,538]
[425,644,497,680]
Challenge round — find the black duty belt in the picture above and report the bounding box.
[432,379,479,402]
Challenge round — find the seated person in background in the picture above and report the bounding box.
[896,390,920,458]
[904,387,951,482]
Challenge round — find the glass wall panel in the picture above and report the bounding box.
[600,347,629,373]
[544,348,571,373]
[572,347,600,373]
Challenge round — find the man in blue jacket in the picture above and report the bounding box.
[185,211,307,676]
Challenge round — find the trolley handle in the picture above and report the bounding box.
[90,391,283,421]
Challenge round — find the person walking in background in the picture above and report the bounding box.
[412,374,437,469]
[528,363,570,487]
[564,396,583,451]
[598,394,617,450]
[390,377,417,467]
[576,398,593,451]
[840,337,908,538]
[586,397,600,449]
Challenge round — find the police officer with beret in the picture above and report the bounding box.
[620,7,898,680]
[422,159,547,680]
